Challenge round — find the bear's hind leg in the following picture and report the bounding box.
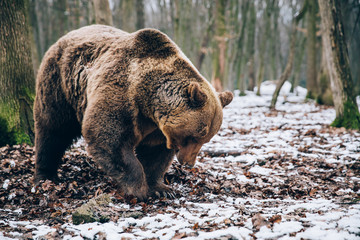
[34,120,81,183]
[136,144,176,198]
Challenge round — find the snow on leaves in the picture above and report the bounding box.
[0,90,360,239]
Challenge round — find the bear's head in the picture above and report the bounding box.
[132,28,233,167]
[160,82,233,167]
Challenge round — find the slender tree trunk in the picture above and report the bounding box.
[28,0,40,75]
[196,14,214,71]
[246,1,256,91]
[290,36,306,94]
[269,0,279,80]
[93,0,113,26]
[256,0,273,96]
[136,0,145,29]
[211,0,228,92]
[306,0,318,99]
[173,0,181,43]
[318,0,360,129]
[235,1,250,95]
[270,2,307,109]
[53,0,68,43]
[316,30,333,106]
[0,0,35,145]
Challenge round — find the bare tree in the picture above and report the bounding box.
[256,0,273,96]
[316,30,333,106]
[136,0,145,29]
[270,2,307,109]
[234,1,250,96]
[211,0,228,92]
[0,0,35,145]
[318,0,360,129]
[306,0,318,99]
[93,0,113,26]
[246,1,256,91]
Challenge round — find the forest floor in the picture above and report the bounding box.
[0,82,359,240]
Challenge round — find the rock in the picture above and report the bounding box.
[72,194,112,225]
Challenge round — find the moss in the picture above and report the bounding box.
[331,100,360,130]
[316,88,333,106]
[0,101,33,146]
[13,130,32,145]
[72,194,112,225]
[306,90,316,100]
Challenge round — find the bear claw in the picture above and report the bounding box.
[150,184,176,199]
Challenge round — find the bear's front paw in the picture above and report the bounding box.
[34,173,59,185]
[124,185,148,202]
[149,183,176,199]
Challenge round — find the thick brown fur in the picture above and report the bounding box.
[34,25,233,200]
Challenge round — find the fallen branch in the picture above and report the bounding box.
[201,150,243,157]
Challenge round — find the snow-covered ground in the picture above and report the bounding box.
[1,81,360,239]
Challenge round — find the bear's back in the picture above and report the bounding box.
[59,25,130,45]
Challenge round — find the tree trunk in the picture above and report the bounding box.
[211,0,228,92]
[306,0,318,99]
[235,1,250,96]
[316,29,333,106]
[269,0,279,80]
[93,0,113,26]
[318,0,360,129]
[196,14,214,71]
[0,0,35,145]
[246,1,256,91]
[290,36,306,94]
[136,0,145,29]
[256,0,273,96]
[270,2,307,109]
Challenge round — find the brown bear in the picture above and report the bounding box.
[34,25,233,200]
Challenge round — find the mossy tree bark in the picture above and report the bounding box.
[0,0,35,145]
[318,0,360,129]
[270,2,307,109]
[211,0,228,92]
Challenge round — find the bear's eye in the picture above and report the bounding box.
[182,136,197,146]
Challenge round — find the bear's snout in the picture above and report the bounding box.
[176,143,202,167]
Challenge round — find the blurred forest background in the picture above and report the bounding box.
[1,0,360,146]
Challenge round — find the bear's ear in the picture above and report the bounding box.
[187,82,207,108]
[218,91,233,108]
[134,29,176,58]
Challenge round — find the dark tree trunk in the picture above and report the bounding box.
[0,0,35,145]
[306,0,318,99]
[318,0,360,129]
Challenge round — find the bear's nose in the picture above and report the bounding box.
[185,162,195,168]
